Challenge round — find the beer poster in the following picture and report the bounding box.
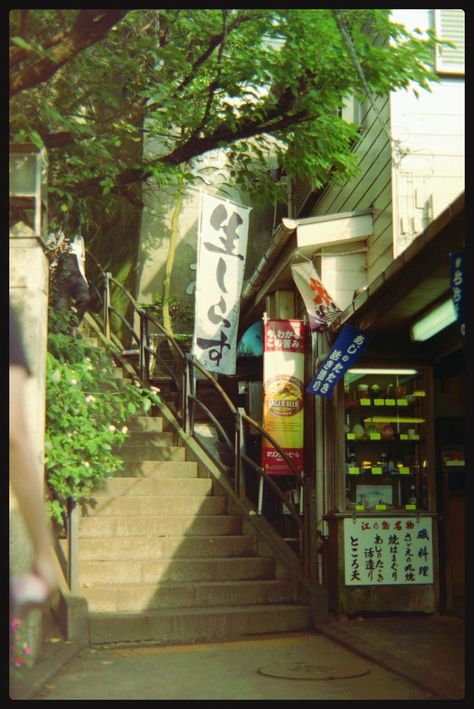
[261,318,305,475]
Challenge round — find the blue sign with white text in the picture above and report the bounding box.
[306,325,371,398]
[450,250,464,336]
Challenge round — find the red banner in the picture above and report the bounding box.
[261,319,305,475]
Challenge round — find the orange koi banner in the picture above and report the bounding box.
[261,318,305,475]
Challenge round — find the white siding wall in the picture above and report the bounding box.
[390,9,464,257]
[309,95,393,309]
[306,8,464,304]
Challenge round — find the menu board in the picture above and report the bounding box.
[343,517,433,586]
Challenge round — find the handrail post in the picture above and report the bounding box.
[139,313,149,383]
[236,408,246,498]
[67,501,80,593]
[184,354,195,435]
[103,272,111,340]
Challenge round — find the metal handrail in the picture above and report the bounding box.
[72,252,308,572]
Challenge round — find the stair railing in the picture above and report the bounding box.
[81,251,308,568]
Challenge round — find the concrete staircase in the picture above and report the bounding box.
[74,356,312,646]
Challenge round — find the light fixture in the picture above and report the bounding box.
[9,143,48,240]
[348,368,418,375]
[410,299,457,342]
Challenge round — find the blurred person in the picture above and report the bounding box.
[47,213,89,337]
[9,302,58,613]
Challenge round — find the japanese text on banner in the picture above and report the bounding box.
[307,324,371,398]
[291,261,341,332]
[192,193,250,375]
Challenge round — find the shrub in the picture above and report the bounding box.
[45,311,160,530]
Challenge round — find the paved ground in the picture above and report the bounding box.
[10,610,466,701]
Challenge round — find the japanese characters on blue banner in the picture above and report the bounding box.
[306,324,371,398]
[450,250,465,336]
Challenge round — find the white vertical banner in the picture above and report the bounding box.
[291,261,341,331]
[192,192,250,375]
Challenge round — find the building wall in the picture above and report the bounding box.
[305,94,392,311]
[136,146,276,332]
[390,9,464,257]
[297,9,464,309]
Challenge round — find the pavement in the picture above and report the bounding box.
[10,607,467,701]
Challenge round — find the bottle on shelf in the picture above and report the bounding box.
[408,484,417,506]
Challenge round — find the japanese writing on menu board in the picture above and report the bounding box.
[192,193,250,375]
[343,517,433,585]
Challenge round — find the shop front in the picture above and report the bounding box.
[319,194,464,616]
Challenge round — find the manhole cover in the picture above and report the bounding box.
[258,662,370,681]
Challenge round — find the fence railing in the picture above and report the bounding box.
[64,253,308,589]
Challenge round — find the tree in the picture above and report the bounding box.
[10,8,440,215]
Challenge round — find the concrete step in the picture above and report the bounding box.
[117,445,186,461]
[122,430,175,445]
[83,494,226,517]
[91,477,212,497]
[82,579,294,612]
[64,535,258,561]
[127,416,164,433]
[80,556,275,585]
[116,460,199,478]
[78,514,242,538]
[115,433,176,451]
[88,604,312,646]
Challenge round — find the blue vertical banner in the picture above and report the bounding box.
[306,325,372,398]
[450,250,465,336]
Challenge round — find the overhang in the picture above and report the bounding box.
[330,192,465,338]
[240,209,373,331]
[283,208,373,250]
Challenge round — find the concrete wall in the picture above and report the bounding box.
[136,146,275,332]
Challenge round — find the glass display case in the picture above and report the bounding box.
[343,367,433,513]
[323,365,438,615]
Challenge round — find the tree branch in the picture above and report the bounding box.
[10,10,130,97]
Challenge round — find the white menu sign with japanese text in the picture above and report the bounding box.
[343,517,433,586]
[193,192,250,375]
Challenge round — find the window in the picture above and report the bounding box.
[434,9,465,75]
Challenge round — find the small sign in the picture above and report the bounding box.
[385,399,396,406]
[346,433,356,440]
[374,398,385,406]
[375,504,387,510]
[306,325,371,398]
[405,504,417,510]
[371,467,383,475]
[344,516,433,585]
[348,467,360,475]
[369,432,381,440]
[397,399,408,406]
[400,434,408,440]
[399,466,410,475]
[360,398,371,406]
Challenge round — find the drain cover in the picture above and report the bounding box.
[258,662,370,681]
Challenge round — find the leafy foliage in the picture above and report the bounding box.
[10,9,441,219]
[45,310,161,529]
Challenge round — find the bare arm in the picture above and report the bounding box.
[9,365,58,596]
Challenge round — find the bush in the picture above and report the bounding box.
[45,311,161,530]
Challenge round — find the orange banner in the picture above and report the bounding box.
[261,319,305,475]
